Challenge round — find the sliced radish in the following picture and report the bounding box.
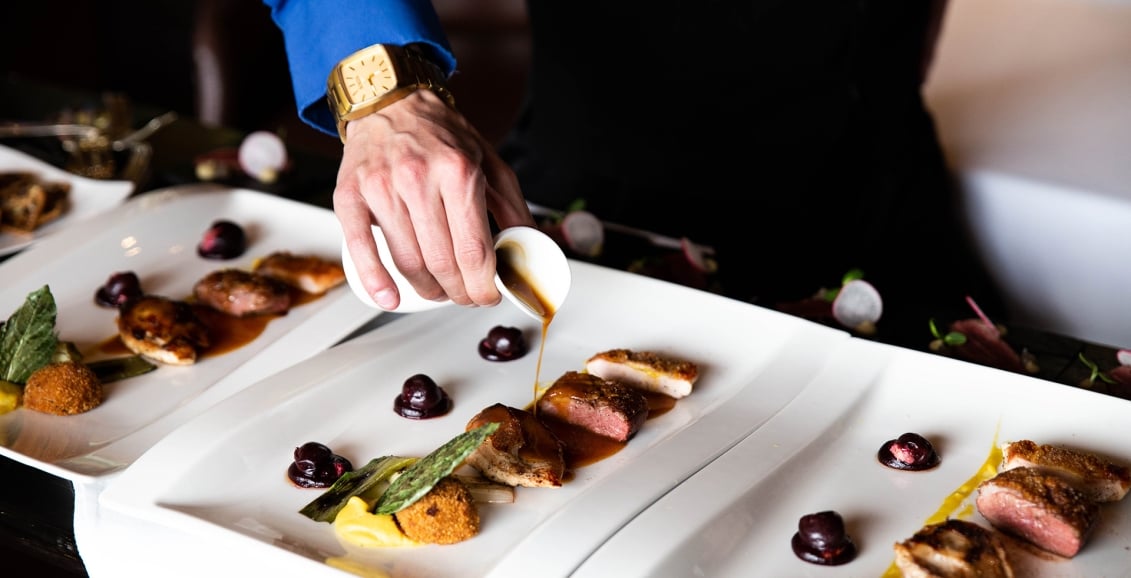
[238,130,288,184]
[680,237,718,273]
[560,210,604,257]
[1117,349,1131,366]
[831,279,883,331]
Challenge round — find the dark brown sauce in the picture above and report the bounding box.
[497,246,686,470]
[496,244,553,321]
[523,390,676,468]
[98,287,324,359]
[642,390,677,419]
[541,416,625,469]
[495,244,556,405]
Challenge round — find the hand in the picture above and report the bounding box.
[334,89,534,310]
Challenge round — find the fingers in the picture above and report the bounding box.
[334,91,523,309]
[333,179,404,310]
[480,138,535,230]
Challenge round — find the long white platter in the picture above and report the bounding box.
[575,338,1131,577]
[0,184,379,482]
[98,260,851,577]
[0,144,134,257]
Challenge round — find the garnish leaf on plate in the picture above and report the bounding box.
[87,356,158,383]
[374,421,499,515]
[300,455,418,523]
[0,285,59,384]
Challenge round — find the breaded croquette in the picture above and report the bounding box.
[22,361,103,415]
[393,476,480,544]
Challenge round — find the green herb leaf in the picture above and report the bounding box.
[0,285,59,384]
[374,421,499,515]
[566,198,587,213]
[840,268,865,285]
[299,455,418,523]
[944,331,967,346]
[1077,352,1116,385]
[87,356,158,383]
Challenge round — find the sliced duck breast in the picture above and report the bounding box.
[465,404,565,488]
[537,371,648,442]
[584,349,699,399]
[976,466,1100,558]
[893,519,1014,578]
[1000,440,1131,503]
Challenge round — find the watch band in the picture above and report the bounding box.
[326,43,455,143]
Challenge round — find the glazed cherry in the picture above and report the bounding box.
[878,432,940,471]
[197,219,247,259]
[394,373,452,419]
[791,510,857,566]
[94,271,143,308]
[478,325,528,361]
[287,441,353,488]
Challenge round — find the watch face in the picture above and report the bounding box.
[342,46,398,104]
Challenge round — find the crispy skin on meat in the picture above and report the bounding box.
[117,295,210,365]
[976,467,1100,558]
[22,362,103,415]
[253,251,346,295]
[193,269,292,317]
[1000,440,1131,503]
[393,476,480,544]
[585,349,699,399]
[893,519,1014,578]
[465,403,565,488]
[537,371,648,442]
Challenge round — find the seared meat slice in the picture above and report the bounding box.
[193,269,292,317]
[584,349,699,399]
[465,404,565,488]
[893,519,1013,578]
[976,467,1100,558]
[537,371,648,442]
[1000,440,1131,503]
[118,295,210,365]
[253,251,346,295]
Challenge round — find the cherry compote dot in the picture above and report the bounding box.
[394,373,452,419]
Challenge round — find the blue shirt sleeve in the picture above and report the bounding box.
[262,0,455,137]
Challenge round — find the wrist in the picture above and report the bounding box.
[326,43,455,143]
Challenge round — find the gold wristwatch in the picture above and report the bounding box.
[326,43,455,143]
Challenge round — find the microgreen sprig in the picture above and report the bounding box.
[1077,353,1116,387]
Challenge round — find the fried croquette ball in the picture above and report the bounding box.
[393,476,480,544]
[23,361,103,415]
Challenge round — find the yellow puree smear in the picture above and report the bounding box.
[325,496,421,576]
[0,381,21,415]
[332,496,420,548]
[879,426,1003,578]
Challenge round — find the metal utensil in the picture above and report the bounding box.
[526,201,716,256]
[0,123,100,140]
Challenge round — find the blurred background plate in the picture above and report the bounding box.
[0,144,133,257]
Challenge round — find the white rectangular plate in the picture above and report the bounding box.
[0,185,379,483]
[99,260,850,577]
[575,339,1131,578]
[0,144,134,257]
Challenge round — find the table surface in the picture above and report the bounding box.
[2,77,1128,577]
